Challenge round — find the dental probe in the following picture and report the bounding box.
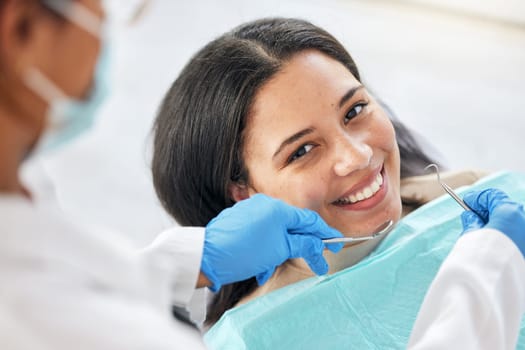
[424,163,486,223]
[424,164,473,212]
[323,220,394,244]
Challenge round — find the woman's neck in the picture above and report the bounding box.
[324,237,384,272]
[279,236,385,277]
[237,236,386,306]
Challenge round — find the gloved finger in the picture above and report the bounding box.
[324,241,344,254]
[287,233,325,259]
[303,254,329,276]
[256,267,275,286]
[462,190,489,222]
[475,188,513,213]
[286,207,343,240]
[463,189,510,218]
[461,211,484,234]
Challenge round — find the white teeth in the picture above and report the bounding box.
[336,173,384,205]
[371,181,380,193]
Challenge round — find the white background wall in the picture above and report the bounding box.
[402,0,525,25]
[40,0,525,245]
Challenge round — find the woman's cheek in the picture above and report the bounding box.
[375,117,397,152]
[272,174,327,211]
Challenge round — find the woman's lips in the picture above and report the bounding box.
[333,167,388,211]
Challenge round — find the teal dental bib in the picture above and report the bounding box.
[205,172,525,350]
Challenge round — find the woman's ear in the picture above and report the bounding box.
[228,182,251,203]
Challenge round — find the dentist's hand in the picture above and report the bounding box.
[461,188,525,258]
[200,194,344,292]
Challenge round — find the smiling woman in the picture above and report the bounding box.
[152,17,461,326]
[235,50,401,238]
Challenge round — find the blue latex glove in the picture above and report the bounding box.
[201,194,344,292]
[461,188,525,258]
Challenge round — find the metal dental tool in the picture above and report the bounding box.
[323,220,394,244]
[424,163,473,212]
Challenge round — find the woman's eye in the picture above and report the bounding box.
[288,144,314,164]
[344,103,367,124]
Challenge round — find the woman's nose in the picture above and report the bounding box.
[332,136,373,177]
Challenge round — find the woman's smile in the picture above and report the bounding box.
[332,165,386,210]
[236,49,402,238]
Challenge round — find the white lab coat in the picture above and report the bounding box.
[1,193,524,349]
[0,193,207,349]
[409,228,525,349]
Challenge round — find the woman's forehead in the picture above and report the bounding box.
[246,51,360,140]
[252,51,359,114]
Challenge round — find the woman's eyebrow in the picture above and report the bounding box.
[339,85,364,109]
[273,128,315,159]
[271,86,363,160]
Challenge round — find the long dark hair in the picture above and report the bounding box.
[152,18,438,326]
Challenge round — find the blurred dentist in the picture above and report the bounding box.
[0,1,344,348]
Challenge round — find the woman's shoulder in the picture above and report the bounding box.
[400,169,489,215]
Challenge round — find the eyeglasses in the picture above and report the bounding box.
[42,0,152,37]
[104,0,152,25]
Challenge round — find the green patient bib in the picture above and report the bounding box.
[205,172,525,350]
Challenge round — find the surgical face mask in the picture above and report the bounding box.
[23,0,111,153]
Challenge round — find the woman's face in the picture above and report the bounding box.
[238,50,402,237]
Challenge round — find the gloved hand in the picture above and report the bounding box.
[461,188,525,258]
[200,193,344,292]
